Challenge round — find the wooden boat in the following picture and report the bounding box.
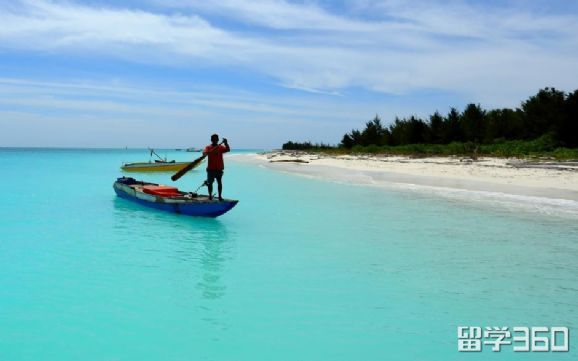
[121,148,198,172]
[121,161,192,172]
[113,177,238,217]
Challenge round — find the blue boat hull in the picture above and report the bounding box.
[113,179,238,218]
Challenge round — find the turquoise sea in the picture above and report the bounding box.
[0,148,577,360]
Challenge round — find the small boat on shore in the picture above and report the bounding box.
[113,177,238,217]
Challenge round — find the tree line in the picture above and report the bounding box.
[283,88,578,151]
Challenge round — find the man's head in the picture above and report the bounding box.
[211,134,219,145]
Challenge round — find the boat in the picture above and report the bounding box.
[121,148,196,172]
[121,161,192,172]
[186,147,202,152]
[113,177,238,217]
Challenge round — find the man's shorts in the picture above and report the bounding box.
[206,169,224,184]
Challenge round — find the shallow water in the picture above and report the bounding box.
[0,148,577,360]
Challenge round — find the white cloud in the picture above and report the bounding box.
[0,76,380,146]
[0,77,363,120]
[0,0,577,109]
[154,0,386,31]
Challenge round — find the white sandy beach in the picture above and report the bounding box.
[231,151,578,203]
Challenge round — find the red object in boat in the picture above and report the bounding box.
[142,185,180,197]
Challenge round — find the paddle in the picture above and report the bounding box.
[171,141,224,181]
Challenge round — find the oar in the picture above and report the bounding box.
[171,154,206,181]
[171,142,223,181]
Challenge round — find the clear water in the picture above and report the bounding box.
[0,148,577,360]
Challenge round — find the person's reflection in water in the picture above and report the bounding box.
[195,219,231,300]
[112,200,236,335]
[112,199,233,300]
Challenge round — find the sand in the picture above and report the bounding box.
[230,151,578,202]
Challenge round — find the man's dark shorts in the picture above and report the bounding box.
[206,169,224,184]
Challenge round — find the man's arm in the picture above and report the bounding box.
[223,139,230,153]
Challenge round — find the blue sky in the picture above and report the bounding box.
[1,0,577,148]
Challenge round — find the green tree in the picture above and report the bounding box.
[562,90,578,147]
[522,87,565,139]
[360,115,387,146]
[340,133,354,148]
[461,103,486,143]
[332,86,578,153]
[484,108,524,143]
[389,116,429,145]
[429,111,444,144]
[443,108,462,143]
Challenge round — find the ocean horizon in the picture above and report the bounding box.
[1,148,576,360]
[0,147,269,152]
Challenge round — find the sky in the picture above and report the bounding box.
[0,0,577,148]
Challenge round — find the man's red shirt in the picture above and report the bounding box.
[204,144,229,170]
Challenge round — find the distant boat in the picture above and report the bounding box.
[121,148,197,172]
[186,147,202,152]
[114,177,238,217]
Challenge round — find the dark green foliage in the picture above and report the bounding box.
[521,87,565,139]
[282,141,333,150]
[484,108,524,142]
[461,104,486,142]
[443,108,462,143]
[340,115,388,147]
[429,111,444,144]
[285,87,578,158]
[340,133,354,149]
[388,116,429,145]
[282,141,312,150]
[562,90,578,147]
[346,135,578,159]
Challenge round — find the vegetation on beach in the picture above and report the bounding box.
[283,88,578,159]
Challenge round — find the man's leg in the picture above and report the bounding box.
[207,183,213,200]
[216,173,223,200]
[206,171,215,200]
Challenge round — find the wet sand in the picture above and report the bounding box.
[231,151,578,202]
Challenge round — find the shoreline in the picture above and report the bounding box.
[230,151,578,203]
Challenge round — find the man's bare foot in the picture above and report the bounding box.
[218,197,223,201]
[209,195,213,200]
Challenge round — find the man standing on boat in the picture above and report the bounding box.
[204,134,230,201]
